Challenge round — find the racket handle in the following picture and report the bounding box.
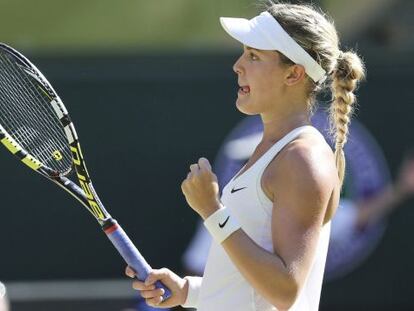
[103,219,171,301]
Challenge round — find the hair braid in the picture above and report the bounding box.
[330,51,365,186]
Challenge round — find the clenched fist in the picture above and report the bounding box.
[181,157,222,219]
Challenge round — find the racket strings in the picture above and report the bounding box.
[0,63,64,156]
[0,54,59,138]
[0,58,72,171]
[0,69,48,145]
[0,56,54,143]
[0,52,72,174]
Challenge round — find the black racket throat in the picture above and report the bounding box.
[50,173,111,222]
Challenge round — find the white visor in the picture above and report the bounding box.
[220,11,326,83]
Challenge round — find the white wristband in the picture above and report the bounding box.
[203,206,241,244]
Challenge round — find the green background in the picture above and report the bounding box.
[0,0,413,309]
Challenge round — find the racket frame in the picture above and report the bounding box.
[0,43,171,300]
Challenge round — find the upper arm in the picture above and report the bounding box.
[263,139,338,291]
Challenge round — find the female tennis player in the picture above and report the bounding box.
[126,2,365,310]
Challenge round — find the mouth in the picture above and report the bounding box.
[238,85,250,96]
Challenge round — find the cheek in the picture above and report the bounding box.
[253,75,280,100]
[258,70,283,96]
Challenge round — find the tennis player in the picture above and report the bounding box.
[126,2,365,310]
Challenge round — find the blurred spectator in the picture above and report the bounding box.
[355,153,414,228]
[326,151,414,280]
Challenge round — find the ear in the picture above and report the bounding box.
[285,64,306,86]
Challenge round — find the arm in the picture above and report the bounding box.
[182,143,339,309]
[221,142,338,309]
[356,155,414,228]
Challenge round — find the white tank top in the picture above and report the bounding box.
[197,125,331,311]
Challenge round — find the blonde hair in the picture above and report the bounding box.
[264,1,366,186]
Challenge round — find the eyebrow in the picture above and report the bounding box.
[244,46,266,56]
[245,46,260,52]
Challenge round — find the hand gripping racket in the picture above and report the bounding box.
[0,43,171,300]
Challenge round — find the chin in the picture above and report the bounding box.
[236,98,259,116]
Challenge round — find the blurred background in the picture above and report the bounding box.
[0,0,413,310]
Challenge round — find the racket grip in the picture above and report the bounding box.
[103,219,171,301]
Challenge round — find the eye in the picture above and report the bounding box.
[249,52,259,61]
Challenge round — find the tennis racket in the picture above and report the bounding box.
[0,43,171,300]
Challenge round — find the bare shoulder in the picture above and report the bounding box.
[262,132,339,213]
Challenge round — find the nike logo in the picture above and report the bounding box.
[231,186,247,194]
[219,216,230,228]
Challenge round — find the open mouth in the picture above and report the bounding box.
[238,85,250,95]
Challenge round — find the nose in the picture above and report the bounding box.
[233,55,243,75]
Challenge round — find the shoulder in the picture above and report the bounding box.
[262,132,338,207]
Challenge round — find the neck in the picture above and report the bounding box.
[260,111,311,144]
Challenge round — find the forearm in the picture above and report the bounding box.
[357,185,405,227]
[221,229,297,309]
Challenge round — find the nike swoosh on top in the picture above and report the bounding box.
[231,186,247,194]
[219,216,230,228]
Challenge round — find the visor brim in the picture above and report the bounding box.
[220,17,274,50]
